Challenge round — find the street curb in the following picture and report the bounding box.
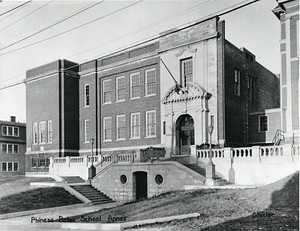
[0,203,88,220]
[34,212,200,230]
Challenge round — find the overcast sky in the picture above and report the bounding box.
[0,0,280,122]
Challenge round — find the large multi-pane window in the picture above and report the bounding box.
[116,115,126,140]
[2,144,19,154]
[146,110,156,137]
[2,126,19,137]
[130,73,140,99]
[33,123,38,144]
[39,121,46,143]
[145,69,156,96]
[85,119,90,142]
[234,69,241,96]
[84,84,90,107]
[131,113,140,139]
[103,117,112,141]
[48,120,52,143]
[259,115,268,132]
[103,79,111,104]
[181,58,193,87]
[2,162,18,172]
[116,76,125,101]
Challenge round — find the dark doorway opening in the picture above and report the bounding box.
[176,114,195,155]
[133,171,147,200]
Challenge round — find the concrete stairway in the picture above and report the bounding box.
[61,176,86,184]
[70,185,114,205]
[183,163,229,185]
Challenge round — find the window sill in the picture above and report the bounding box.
[102,102,112,105]
[145,94,156,98]
[116,138,126,141]
[130,97,140,100]
[130,137,140,140]
[145,136,156,139]
[116,100,125,103]
[103,140,112,142]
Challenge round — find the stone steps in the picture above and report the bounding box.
[70,185,114,205]
[61,176,86,184]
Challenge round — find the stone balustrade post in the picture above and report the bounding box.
[190,145,197,164]
[252,146,261,162]
[85,155,88,167]
[49,157,54,168]
[66,156,70,168]
[224,147,232,159]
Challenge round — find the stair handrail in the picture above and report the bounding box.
[272,129,285,146]
[94,152,116,168]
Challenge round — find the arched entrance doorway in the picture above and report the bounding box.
[176,114,195,155]
[133,171,147,200]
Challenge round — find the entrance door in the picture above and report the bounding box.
[176,114,194,155]
[133,171,147,200]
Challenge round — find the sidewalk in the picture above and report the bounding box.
[0,202,118,231]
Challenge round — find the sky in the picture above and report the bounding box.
[0,0,281,123]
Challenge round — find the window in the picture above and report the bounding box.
[33,123,38,144]
[248,76,253,101]
[84,84,90,107]
[130,73,140,99]
[39,121,46,143]
[85,119,90,143]
[2,126,7,136]
[163,121,166,135]
[116,115,125,140]
[259,115,268,132]
[8,127,13,136]
[14,145,18,154]
[8,144,12,154]
[39,158,46,167]
[234,69,240,96]
[131,113,140,139]
[1,126,19,137]
[1,144,7,153]
[2,162,18,172]
[181,58,193,87]
[103,79,111,104]
[146,110,156,137]
[103,117,112,141]
[32,158,38,167]
[48,120,52,143]
[145,69,156,96]
[14,127,19,137]
[1,144,18,154]
[116,76,125,101]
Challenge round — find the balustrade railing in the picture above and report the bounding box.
[196,144,298,160]
[260,146,283,156]
[232,147,252,158]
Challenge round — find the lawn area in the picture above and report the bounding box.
[0,175,55,199]
[73,171,299,230]
[0,187,83,214]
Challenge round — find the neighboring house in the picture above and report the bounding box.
[0,116,26,176]
[24,15,279,173]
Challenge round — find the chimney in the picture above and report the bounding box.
[10,116,16,122]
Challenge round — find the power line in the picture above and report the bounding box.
[0,0,215,84]
[0,0,143,55]
[67,0,216,60]
[0,0,53,32]
[0,0,259,91]
[0,0,105,51]
[0,0,31,17]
